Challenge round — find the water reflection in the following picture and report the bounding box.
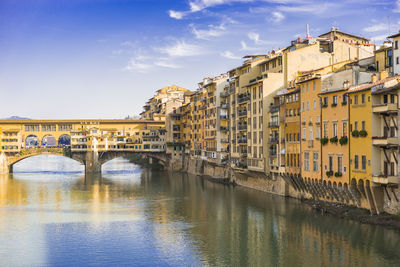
[0,157,399,266]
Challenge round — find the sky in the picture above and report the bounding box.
[0,0,399,119]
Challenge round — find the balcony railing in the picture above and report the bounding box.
[269,105,280,113]
[238,110,247,117]
[220,126,229,131]
[220,115,229,120]
[269,138,279,143]
[221,103,229,109]
[220,138,229,143]
[238,125,247,131]
[220,91,230,98]
[372,136,398,146]
[238,139,247,144]
[372,103,398,114]
[268,122,279,128]
[238,95,250,104]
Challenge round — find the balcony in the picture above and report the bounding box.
[220,91,230,98]
[372,103,398,114]
[238,110,247,117]
[220,115,229,120]
[268,122,279,128]
[372,136,398,146]
[269,137,279,143]
[238,124,247,131]
[221,103,229,109]
[269,151,277,157]
[238,95,250,104]
[220,126,229,131]
[238,138,247,144]
[372,175,400,185]
[269,105,280,113]
[220,138,229,143]
[240,150,248,155]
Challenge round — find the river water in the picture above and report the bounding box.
[0,155,399,267]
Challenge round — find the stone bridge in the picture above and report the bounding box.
[0,148,169,174]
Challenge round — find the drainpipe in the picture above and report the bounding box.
[317,94,322,183]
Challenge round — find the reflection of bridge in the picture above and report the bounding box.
[1,148,168,174]
[0,119,168,173]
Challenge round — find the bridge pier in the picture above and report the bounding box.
[85,151,101,174]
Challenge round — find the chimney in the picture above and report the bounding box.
[371,73,377,83]
[343,80,350,89]
[379,71,388,80]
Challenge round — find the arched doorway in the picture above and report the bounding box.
[25,135,39,148]
[58,134,71,147]
[42,135,57,147]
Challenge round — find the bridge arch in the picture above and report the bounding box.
[25,135,39,148]
[58,134,71,146]
[8,152,84,173]
[42,134,57,147]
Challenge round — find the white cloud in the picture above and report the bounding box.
[124,56,153,73]
[240,40,260,51]
[121,41,136,47]
[158,41,205,57]
[154,61,181,69]
[191,23,226,39]
[271,11,285,23]
[395,0,400,13]
[168,10,185,19]
[277,2,337,14]
[363,23,388,33]
[370,34,389,42]
[248,32,260,43]
[220,50,241,59]
[169,0,251,19]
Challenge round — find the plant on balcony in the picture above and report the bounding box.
[326,171,333,177]
[351,130,359,137]
[339,136,348,145]
[320,137,329,145]
[331,103,337,107]
[359,130,368,137]
[334,172,343,177]
[341,101,347,106]
[330,136,338,143]
[322,104,328,108]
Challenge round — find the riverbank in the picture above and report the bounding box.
[302,199,400,230]
[161,155,400,230]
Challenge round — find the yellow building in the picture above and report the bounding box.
[374,42,393,74]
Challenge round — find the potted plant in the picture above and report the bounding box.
[331,103,337,107]
[339,136,348,145]
[359,130,368,137]
[330,136,338,143]
[326,171,333,177]
[320,137,329,145]
[334,172,342,177]
[352,130,359,137]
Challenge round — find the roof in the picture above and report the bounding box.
[318,29,369,42]
[388,32,400,39]
[347,75,400,94]
[319,87,348,95]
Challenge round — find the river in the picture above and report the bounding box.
[0,155,399,267]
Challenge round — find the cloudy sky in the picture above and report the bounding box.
[0,0,399,119]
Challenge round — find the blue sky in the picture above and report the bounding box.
[0,0,399,119]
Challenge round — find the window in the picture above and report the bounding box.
[333,122,338,137]
[306,101,309,111]
[361,94,365,104]
[396,40,399,50]
[316,127,321,139]
[302,128,306,140]
[304,152,310,171]
[342,121,347,137]
[313,81,316,91]
[309,128,313,140]
[302,102,304,112]
[362,121,365,131]
[354,121,358,131]
[338,156,343,173]
[302,84,304,93]
[397,57,400,65]
[354,95,358,105]
[306,83,309,92]
[323,123,328,137]
[362,155,366,170]
[323,97,328,106]
[333,95,338,105]
[329,155,333,172]
[354,155,359,169]
[313,152,318,172]
[313,100,316,110]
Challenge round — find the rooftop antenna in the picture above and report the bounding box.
[305,24,311,40]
